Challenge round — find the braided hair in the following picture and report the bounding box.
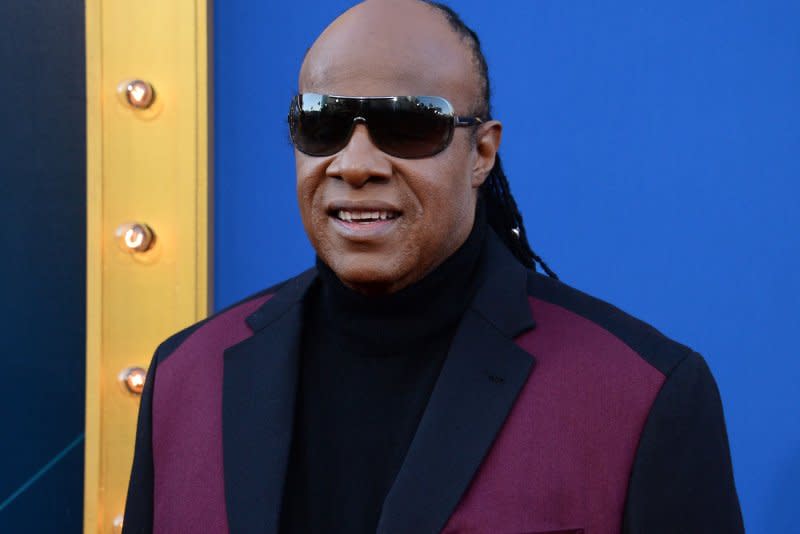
[423,1,558,279]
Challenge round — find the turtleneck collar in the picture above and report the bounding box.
[313,199,488,356]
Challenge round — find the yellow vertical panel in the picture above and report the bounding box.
[84,0,210,532]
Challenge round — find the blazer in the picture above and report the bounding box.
[122,232,744,534]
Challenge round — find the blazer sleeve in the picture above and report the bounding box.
[622,352,745,533]
[122,324,203,533]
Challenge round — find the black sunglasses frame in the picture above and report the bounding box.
[288,93,483,159]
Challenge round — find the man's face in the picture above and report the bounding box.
[295,0,501,294]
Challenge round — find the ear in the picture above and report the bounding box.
[471,120,502,188]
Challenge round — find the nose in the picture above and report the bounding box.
[326,123,392,188]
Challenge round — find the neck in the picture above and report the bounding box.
[313,200,488,354]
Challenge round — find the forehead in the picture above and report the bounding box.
[299,1,479,111]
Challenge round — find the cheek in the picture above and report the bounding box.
[416,154,475,225]
[295,157,329,242]
[415,185,472,253]
[401,151,477,257]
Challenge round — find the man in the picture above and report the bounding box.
[123,1,744,533]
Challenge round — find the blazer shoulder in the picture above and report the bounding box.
[526,271,693,376]
[153,268,313,366]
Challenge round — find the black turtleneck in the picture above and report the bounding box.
[279,203,488,534]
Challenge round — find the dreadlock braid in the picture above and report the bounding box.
[484,154,559,279]
[423,1,558,279]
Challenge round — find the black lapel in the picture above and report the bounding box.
[377,232,538,534]
[222,269,316,534]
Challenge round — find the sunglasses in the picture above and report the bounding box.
[288,93,483,159]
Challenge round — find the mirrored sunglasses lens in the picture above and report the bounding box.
[368,97,453,158]
[291,96,354,156]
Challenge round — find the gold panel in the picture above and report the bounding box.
[84,0,210,531]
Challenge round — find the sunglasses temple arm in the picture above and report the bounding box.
[454,116,484,127]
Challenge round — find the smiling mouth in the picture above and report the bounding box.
[333,209,401,223]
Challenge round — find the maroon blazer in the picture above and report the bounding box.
[123,233,743,533]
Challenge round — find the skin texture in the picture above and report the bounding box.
[296,0,502,294]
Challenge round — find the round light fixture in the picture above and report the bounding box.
[122,79,156,109]
[115,222,155,253]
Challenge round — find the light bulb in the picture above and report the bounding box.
[122,79,155,109]
[115,223,155,253]
[119,367,147,395]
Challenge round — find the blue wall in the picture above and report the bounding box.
[214,1,800,530]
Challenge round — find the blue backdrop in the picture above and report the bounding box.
[214,1,800,530]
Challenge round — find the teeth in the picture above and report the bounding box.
[336,209,398,222]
